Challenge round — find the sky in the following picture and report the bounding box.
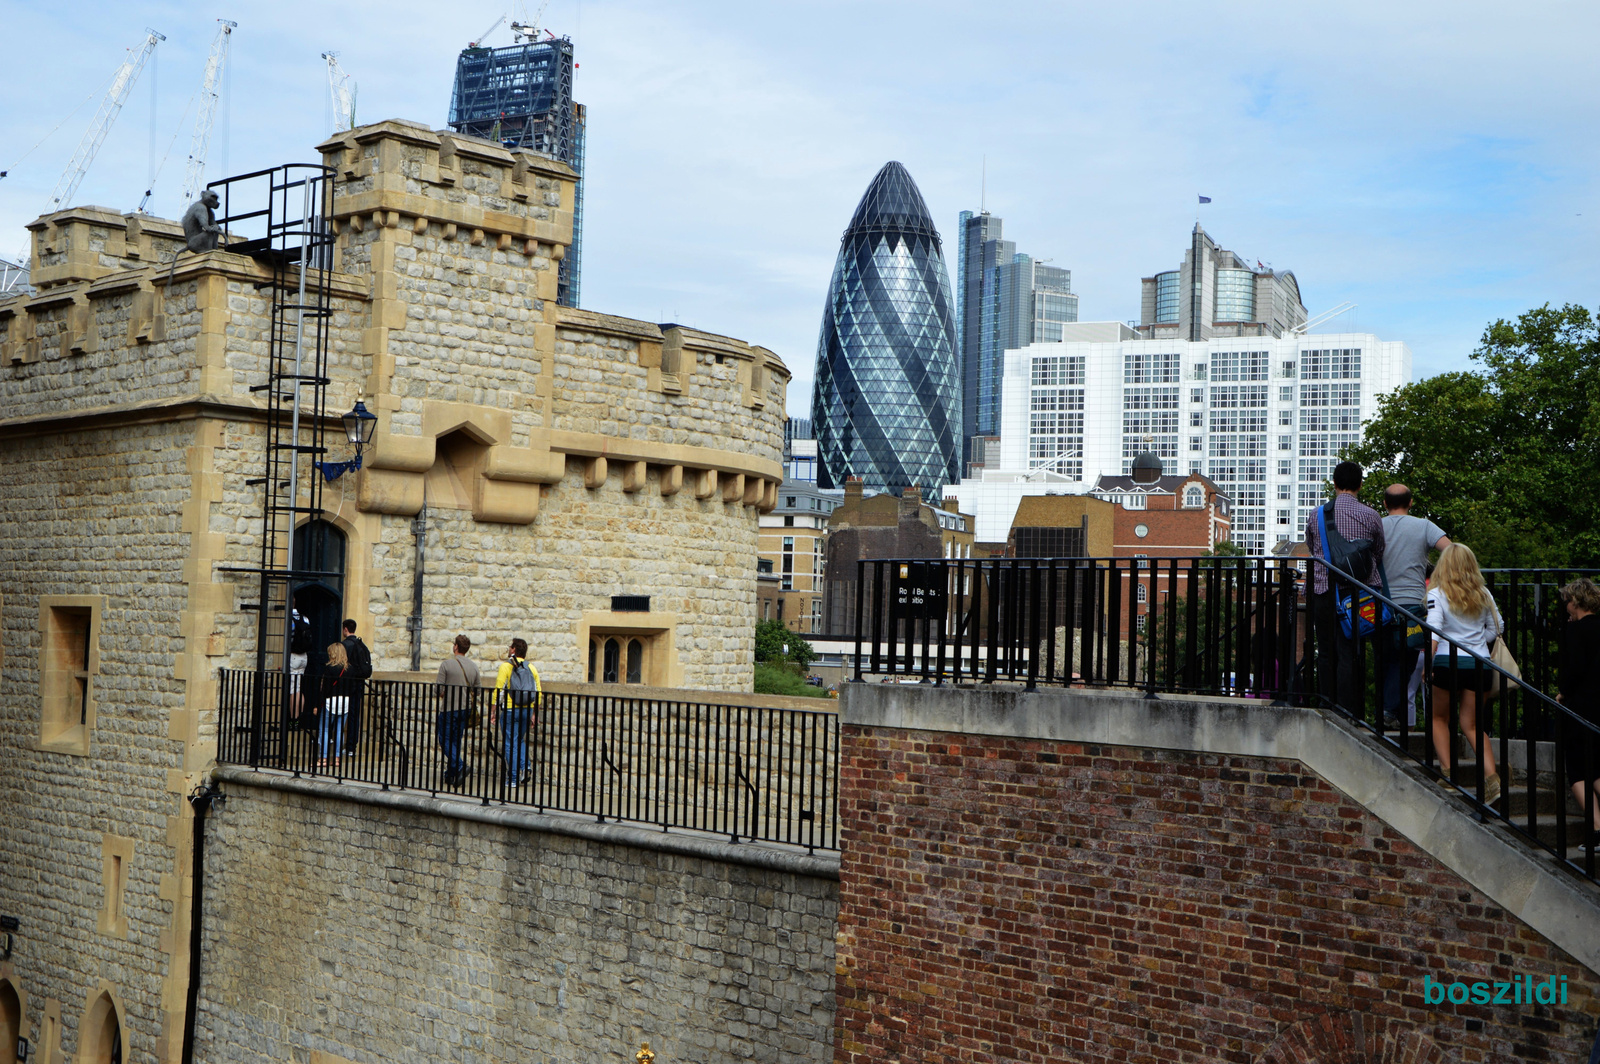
[4,1,1597,418]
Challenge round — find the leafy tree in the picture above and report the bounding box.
[1204,539,1246,557]
[1346,303,1600,568]
[754,619,817,670]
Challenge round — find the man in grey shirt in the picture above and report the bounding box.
[436,634,482,786]
[1382,485,1451,724]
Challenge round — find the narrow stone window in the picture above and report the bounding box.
[38,596,103,755]
[97,835,135,939]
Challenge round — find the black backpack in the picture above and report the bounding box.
[344,636,373,679]
[1318,500,1375,584]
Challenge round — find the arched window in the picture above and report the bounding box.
[1183,484,1205,508]
[79,992,121,1064]
[627,639,643,684]
[603,638,621,683]
[0,980,21,1064]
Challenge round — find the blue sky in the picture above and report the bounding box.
[4,2,1596,416]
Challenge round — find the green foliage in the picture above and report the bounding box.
[753,619,817,669]
[753,662,828,698]
[1204,539,1246,557]
[1346,303,1600,568]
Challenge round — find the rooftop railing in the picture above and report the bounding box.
[216,670,839,852]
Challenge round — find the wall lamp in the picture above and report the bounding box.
[317,401,379,482]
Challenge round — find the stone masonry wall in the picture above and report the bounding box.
[195,778,838,1064]
[0,420,198,1064]
[836,726,1599,1064]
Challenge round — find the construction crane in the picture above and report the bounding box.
[322,52,355,133]
[181,20,237,203]
[511,1,549,42]
[45,28,166,212]
[469,14,507,48]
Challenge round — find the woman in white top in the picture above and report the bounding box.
[1426,543,1504,803]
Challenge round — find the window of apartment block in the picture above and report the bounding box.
[1280,386,1294,402]
[38,596,104,755]
[783,515,794,527]
[811,599,822,633]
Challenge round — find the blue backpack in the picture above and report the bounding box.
[506,658,538,708]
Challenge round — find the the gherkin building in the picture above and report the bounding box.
[811,162,961,493]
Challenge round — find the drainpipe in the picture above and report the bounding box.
[409,505,426,672]
[181,780,225,1064]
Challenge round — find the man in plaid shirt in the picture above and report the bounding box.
[1305,461,1386,715]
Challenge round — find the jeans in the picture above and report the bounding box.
[501,706,533,784]
[1382,602,1424,723]
[436,708,469,781]
[319,713,346,763]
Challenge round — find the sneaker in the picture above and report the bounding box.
[1483,773,1502,805]
[1381,714,1402,730]
[518,770,531,786]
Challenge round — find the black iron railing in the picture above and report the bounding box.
[853,554,1600,883]
[217,670,839,852]
[852,556,1299,697]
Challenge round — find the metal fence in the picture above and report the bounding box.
[216,670,839,852]
[854,555,1600,884]
[853,556,1298,697]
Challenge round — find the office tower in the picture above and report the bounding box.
[995,327,1410,555]
[783,417,818,483]
[449,36,586,307]
[811,162,961,494]
[1139,224,1306,341]
[956,211,1078,464]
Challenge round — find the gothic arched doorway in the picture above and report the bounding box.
[292,520,346,672]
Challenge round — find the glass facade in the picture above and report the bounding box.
[1214,268,1255,322]
[1154,271,1180,323]
[812,162,961,492]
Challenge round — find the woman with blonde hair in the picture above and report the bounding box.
[1426,543,1504,803]
[316,641,352,772]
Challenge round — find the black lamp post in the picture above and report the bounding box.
[318,401,378,482]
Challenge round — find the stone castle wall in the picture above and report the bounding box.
[0,116,791,1063]
[195,775,838,1064]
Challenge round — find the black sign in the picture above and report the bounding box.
[891,561,948,619]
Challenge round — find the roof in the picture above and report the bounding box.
[1093,472,1228,499]
[842,161,941,243]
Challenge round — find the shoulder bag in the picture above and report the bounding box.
[1320,505,1393,640]
[450,657,482,728]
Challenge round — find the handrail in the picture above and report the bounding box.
[1312,554,1600,880]
[216,669,839,852]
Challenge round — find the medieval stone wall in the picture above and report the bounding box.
[194,777,838,1064]
[0,420,202,1063]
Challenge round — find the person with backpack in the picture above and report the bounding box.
[340,618,374,755]
[491,637,541,789]
[1380,485,1451,727]
[1305,461,1386,717]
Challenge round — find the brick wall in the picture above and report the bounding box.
[835,726,1598,1063]
[196,778,838,1064]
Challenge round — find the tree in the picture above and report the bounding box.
[754,619,817,670]
[1347,303,1600,569]
[1204,539,1246,557]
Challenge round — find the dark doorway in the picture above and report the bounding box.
[292,521,346,674]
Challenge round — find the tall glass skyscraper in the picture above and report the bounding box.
[811,162,961,493]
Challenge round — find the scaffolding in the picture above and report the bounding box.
[448,38,584,307]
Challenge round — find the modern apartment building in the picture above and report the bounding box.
[1138,224,1306,341]
[783,417,818,483]
[996,330,1411,554]
[757,481,843,633]
[956,211,1078,464]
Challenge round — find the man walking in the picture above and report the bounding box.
[1305,461,1386,715]
[340,619,374,754]
[1381,485,1450,727]
[491,638,541,789]
[435,634,480,786]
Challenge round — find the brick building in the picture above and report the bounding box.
[821,482,975,634]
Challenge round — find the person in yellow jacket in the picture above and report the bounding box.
[491,637,541,788]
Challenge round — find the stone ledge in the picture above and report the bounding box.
[841,681,1600,977]
[212,763,841,880]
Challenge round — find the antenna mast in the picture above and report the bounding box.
[182,20,237,203]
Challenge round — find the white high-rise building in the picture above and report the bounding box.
[988,328,1410,554]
